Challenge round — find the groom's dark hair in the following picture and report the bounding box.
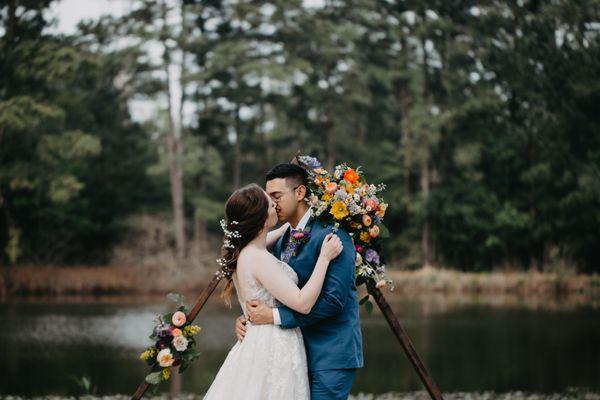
[265,163,309,192]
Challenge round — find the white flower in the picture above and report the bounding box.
[157,348,174,367]
[172,335,189,351]
[355,253,363,266]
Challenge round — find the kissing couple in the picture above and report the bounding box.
[202,162,363,400]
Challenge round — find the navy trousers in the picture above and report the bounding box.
[309,368,356,400]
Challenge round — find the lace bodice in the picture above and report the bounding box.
[234,259,298,317]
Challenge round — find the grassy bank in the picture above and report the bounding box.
[1,263,599,304]
[386,266,600,297]
[0,264,214,299]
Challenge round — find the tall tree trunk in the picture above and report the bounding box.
[162,1,186,261]
[397,33,412,225]
[420,143,431,267]
[233,105,241,189]
[419,13,432,268]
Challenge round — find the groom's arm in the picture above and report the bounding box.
[277,227,355,329]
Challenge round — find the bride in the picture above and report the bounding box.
[203,183,343,400]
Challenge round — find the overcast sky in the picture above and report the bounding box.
[46,0,325,126]
[47,0,133,34]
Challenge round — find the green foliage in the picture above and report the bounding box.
[1,0,598,273]
[0,0,161,265]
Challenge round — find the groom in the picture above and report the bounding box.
[235,163,363,400]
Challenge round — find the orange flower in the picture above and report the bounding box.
[343,169,359,184]
[345,184,355,194]
[172,328,182,337]
[376,203,387,218]
[316,176,324,187]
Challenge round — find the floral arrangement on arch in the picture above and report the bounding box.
[296,155,393,300]
[139,292,202,385]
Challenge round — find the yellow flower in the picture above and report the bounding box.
[321,193,333,203]
[162,368,171,380]
[139,348,156,361]
[360,231,371,244]
[183,324,202,337]
[330,201,349,220]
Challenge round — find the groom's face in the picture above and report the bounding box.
[265,178,301,223]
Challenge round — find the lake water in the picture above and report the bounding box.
[0,293,598,397]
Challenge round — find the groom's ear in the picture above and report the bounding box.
[296,184,308,202]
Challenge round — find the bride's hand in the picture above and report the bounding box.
[319,233,343,261]
[235,315,247,341]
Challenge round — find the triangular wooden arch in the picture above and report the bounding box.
[131,268,444,400]
[132,152,444,399]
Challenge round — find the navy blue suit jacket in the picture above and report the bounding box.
[274,217,364,372]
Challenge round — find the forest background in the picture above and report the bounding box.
[1,0,599,297]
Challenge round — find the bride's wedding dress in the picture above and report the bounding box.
[202,259,310,400]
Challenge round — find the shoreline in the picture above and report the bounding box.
[1,264,598,306]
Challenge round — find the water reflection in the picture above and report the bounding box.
[0,293,598,396]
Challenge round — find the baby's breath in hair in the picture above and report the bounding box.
[216,219,242,277]
[220,219,241,249]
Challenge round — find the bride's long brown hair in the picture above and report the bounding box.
[219,183,270,304]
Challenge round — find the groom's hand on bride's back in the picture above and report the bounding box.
[235,315,247,341]
[246,300,273,325]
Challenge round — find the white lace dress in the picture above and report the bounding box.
[202,260,310,400]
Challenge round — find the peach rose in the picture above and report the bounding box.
[364,198,379,211]
[157,348,174,367]
[369,225,380,238]
[362,214,372,227]
[172,311,186,327]
[325,182,338,194]
[171,328,182,337]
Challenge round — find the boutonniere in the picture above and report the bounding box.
[289,226,312,257]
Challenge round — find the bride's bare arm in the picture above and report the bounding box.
[252,234,342,314]
[266,222,290,251]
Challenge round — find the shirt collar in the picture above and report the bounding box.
[292,207,313,231]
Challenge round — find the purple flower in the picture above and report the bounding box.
[300,156,322,169]
[334,189,347,201]
[365,249,380,265]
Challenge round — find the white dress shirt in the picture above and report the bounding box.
[272,207,313,325]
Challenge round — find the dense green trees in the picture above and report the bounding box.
[1,0,598,272]
[0,0,161,264]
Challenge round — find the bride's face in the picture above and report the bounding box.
[264,190,279,229]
